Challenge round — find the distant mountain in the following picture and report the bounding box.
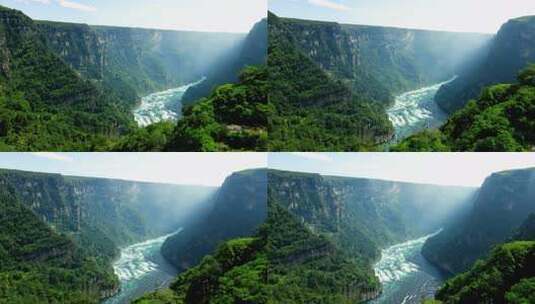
[0,168,215,302]
[161,169,267,270]
[436,16,535,113]
[422,167,535,275]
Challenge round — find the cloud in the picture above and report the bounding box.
[15,0,97,12]
[30,153,73,162]
[57,0,97,12]
[308,0,350,11]
[290,152,334,162]
[15,0,51,4]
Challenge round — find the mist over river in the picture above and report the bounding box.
[134,78,206,127]
[370,232,444,304]
[103,230,182,304]
[387,78,456,142]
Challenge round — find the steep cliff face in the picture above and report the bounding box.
[344,25,491,96]
[423,168,535,274]
[268,170,476,261]
[37,21,246,102]
[0,169,215,247]
[161,169,267,271]
[270,15,390,104]
[268,13,394,151]
[436,16,535,113]
[273,14,491,104]
[37,21,105,80]
[514,213,535,241]
[0,5,138,151]
[0,184,119,303]
[181,18,267,106]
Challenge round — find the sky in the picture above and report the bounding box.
[269,153,535,187]
[0,0,266,32]
[0,153,267,186]
[270,0,535,33]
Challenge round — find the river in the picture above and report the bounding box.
[387,78,456,142]
[133,78,206,127]
[370,232,445,304]
[103,229,182,304]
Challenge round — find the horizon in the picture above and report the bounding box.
[269,153,535,187]
[0,153,267,187]
[0,0,266,33]
[269,0,535,34]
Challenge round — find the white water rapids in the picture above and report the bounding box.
[370,231,444,304]
[133,78,206,127]
[104,229,182,304]
[387,77,456,142]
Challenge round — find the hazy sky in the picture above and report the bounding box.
[1,0,266,32]
[0,153,267,186]
[270,0,535,33]
[269,153,535,187]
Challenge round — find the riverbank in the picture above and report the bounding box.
[387,78,456,143]
[370,232,445,304]
[103,230,182,304]
[133,78,206,127]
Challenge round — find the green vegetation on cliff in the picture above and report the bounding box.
[0,6,135,151]
[163,66,268,151]
[0,185,118,303]
[394,65,535,152]
[111,65,268,152]
[161,169,267,270]
[136,199,379,304]
[268,13,393,151]
[433,241,535,304]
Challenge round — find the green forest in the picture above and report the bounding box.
[394,65,535,152]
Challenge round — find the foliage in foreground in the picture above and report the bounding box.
[164,66,269,152]
[394,64,535,152]
[434,241,535,304]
